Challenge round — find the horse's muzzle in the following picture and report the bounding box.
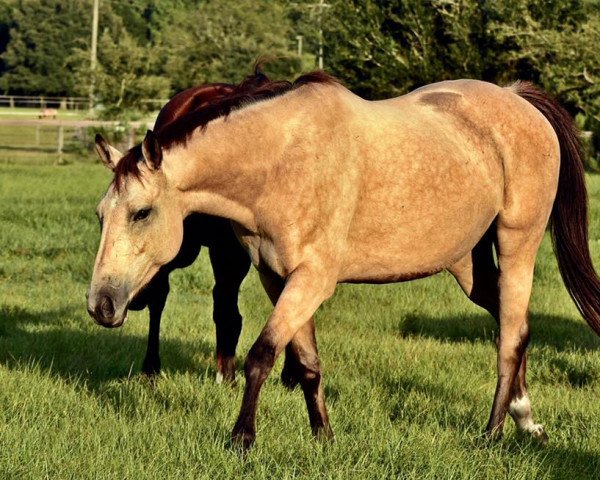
[86,285,128,328]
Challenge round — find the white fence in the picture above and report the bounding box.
[0,118,151,158]
[0,95,168,110]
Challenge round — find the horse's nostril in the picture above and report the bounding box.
[99,295,115,319]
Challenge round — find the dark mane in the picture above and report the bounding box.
[113,69,338,188]
[158,69,337,149]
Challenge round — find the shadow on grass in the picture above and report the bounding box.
[398,312,600,352]
[0,304,218,392]
[397,311,600,391]
[506,440,600,480]
[543,445,600,480]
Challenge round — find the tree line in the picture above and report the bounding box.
[1,0,598,158]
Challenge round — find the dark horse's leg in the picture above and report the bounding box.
[141,274,170,377]
[448,225,547,443]
[280,343,303,389]
[259,271,332,438]
[208,239,251,383]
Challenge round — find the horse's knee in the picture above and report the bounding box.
[244,340,276,383]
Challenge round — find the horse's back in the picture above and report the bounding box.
[333,80,559,282]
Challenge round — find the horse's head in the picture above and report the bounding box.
[87,132,183,328]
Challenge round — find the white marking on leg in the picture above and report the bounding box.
[509,395,534,430]
[215,371,224,384]
[509,395,547,443]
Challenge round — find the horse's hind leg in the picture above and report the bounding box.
[448,227,547,442]
[484,217,549,441]
[209,241,251,383]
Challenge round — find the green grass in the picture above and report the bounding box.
[1,159,600,479]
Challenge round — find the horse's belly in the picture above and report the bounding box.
[338,159,501,283]
[339,220,491,283]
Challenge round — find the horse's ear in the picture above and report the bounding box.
[141,130,162,171]
[94,134,123,170]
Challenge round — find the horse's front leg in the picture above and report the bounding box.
[232,264,335,450]
[259,271,333,438]
[142,277,170,377]
[208,242,251,383]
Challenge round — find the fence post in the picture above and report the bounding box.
[58,124,65,165]
[128,126,137,149]
[9,97,14,108]
[60,98,67,110]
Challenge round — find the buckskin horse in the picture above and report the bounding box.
[87,69,600,450]
[93,76,305,384]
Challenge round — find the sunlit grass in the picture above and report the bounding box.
[0,161,599,479]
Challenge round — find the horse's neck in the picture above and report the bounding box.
[166,101,291,231]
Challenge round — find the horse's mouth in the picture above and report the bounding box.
[92,310,128,329]
[107,313,127,328]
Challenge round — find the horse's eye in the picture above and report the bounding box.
[133,208,151,222]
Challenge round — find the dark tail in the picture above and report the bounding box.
[513,81,600,336]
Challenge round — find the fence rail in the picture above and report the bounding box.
[0,95,169,110]
[0,95,88,109]
[0,119,151,159]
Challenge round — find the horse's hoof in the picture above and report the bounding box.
[231,428,255,452]
[142,358,161,378]
[313,424,334,442]
[528,424,548,445]
[476,428,502,447]
[215,357,235,386]
[216,357,236,385]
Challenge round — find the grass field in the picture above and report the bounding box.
[1,158,600,479]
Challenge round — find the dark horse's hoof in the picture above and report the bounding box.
[142,356,161,378]
[216,355,236,384]
[475,427,502,448]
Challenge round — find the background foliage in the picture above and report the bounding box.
[0,0,599,153]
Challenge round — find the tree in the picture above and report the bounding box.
[486,0,600,164]
[0,0,91,95]
[322,0,600,163]
[487,1,600,118]
[322,0,490,99]
[69,22,170,117]
[160,0,302,91]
